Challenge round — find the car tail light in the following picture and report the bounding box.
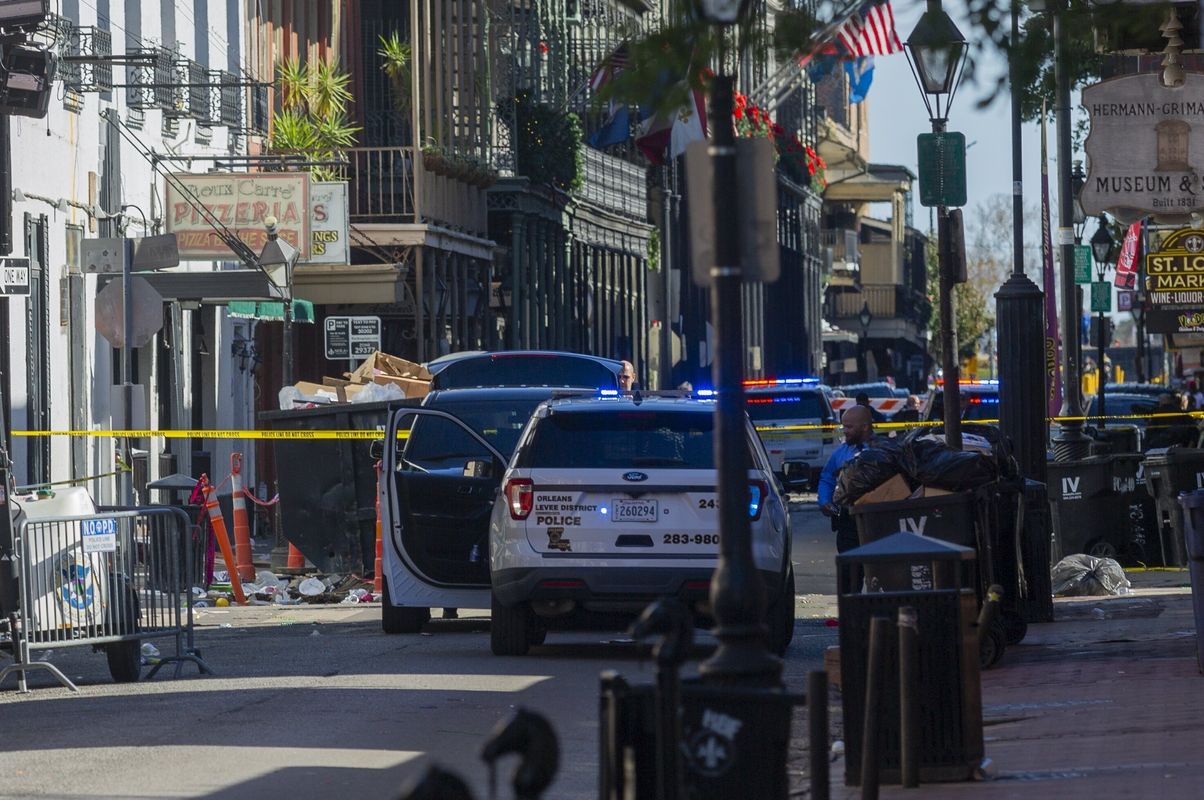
[506,478,534,520]
[748,480,768,521]
[684,580,711,591]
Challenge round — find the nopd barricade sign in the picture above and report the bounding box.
[1144,228,1204,334]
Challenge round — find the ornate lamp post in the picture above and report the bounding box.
[692,0,780,685]
[1090,218,1116,428]
[904,0,967,449]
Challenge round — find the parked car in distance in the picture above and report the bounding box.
[923,380,1000,423]
[426,350,624,390]
[489,392,795,656]
[743,377,837,486]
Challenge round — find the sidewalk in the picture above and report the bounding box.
[826,568,1204,797]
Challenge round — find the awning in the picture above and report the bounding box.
[227,299,315,323]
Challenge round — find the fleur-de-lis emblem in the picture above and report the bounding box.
[1184,234,1204,253]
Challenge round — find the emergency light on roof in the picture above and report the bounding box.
[598,389,619,397]
[694,389,716,398]
[967,395,1000,404]
[743,377,820,388]
[935,379,999,387]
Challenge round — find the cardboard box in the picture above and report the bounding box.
[854,474,913,506]
[347,351,433,383]
[370,373,431,399]
[921,485,958,498]
[824,646,842,691]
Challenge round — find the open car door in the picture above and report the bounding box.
[385,408,508,590]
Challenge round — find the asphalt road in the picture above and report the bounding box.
[0,503,838,800]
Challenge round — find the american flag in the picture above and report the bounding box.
[836,1,903,58]
[589,42,630,93]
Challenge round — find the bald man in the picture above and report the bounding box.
[818,404,876,594]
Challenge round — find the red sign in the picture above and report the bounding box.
[166,173,310,260]
[1114,219,1143,289]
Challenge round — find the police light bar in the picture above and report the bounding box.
[598,389,620,397]
[694,389,716,398]
[743,377,820,388]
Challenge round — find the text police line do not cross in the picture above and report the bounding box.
[685,138,780,287]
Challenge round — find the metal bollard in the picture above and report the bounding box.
[898,606,920,789]
[808,670,830,800]
[861,616,890,800]
[628,599,692,800]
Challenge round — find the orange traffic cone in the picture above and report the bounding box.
[287,542,305,569]
[373,461,383,594]
[202,477,247,605]
[230,453,255,583]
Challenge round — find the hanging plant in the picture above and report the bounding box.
[378,32,413,117]
[268,57,361,181]
[514,91,583,193]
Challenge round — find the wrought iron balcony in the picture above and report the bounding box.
[830,284,931,327]
[341,147,489,236]
[574,148,647,221]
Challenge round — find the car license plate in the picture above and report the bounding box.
[612,499,658,523]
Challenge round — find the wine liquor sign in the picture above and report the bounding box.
[1080,72,1204,224]
[1145,228,1204,335]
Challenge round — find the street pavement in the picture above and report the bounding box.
[0,502,840,799]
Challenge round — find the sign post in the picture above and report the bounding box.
[324,315,382,369]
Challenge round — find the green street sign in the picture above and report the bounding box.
[917,131,967,208]
[1090,280,1112,313]
[1074,245,1093,284]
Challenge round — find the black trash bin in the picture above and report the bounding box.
[836,532,985,785]
[1111,453,1164,567]
[598,675,799,799]
[1176,491,1204,673]
[1046,456,1128,561]
[260,398,420,574]
[1142,447,1204,567]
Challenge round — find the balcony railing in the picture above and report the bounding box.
[342,147,416,223]
[832,284,931,326]
[821,228,859,264]
[575,148,647,220]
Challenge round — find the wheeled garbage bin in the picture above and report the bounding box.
[837,532,985,785]
[1142,447,1204,567]
[260,398,420,574]
[1177,491,1204,673]
[1046,456,1128,561]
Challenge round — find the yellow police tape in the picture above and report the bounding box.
[8,411,1202,440]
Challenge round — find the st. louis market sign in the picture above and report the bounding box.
[166,172,310,259]
[1080,72,1204,224]
[1145,228,1204,335]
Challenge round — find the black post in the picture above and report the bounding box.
[995,0,1049,482]
[0,114,14,618]
[860,615,889,799]
[699,73,780,684]
[1097,305,1107,428]
[1051,2,1090,460]
[808,670,830,800]
[936,192,961,450]
[898,606,920,789]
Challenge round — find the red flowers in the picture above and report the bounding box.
[729,90,827,194]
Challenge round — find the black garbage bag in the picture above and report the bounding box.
[833,443,906,506]
[1051,554,1132,597]
[900,435,998,490]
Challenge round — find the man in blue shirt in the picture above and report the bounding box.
[818,404,875,594]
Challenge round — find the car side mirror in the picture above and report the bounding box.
[369,440,384,460]
[781,474,810,492]
[463,459,493,478]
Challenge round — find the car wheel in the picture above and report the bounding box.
[1087,539,1118,560]
[380,575,430,635]
[765,566,796,657]
[490,592,531,656]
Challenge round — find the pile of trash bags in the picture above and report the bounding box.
[833,429,1001,505]
[1051,554,1132,597]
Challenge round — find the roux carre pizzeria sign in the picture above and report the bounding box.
[1080,72,1204,224]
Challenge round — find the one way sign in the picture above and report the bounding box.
[0,258,30,296]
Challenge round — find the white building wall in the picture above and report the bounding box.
[6,0,257,502]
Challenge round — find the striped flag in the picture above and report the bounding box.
[836,1,903,57]
[588,42,629,93]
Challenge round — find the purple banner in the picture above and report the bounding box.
[1041,112,1063,419]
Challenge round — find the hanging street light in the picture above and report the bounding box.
[905,0,968,449]
[693,0,753,25]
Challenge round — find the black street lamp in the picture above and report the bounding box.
[995,0,1048,482]
[904,0,966,449]
[1070,160,1088,405]
[1091,217,1116,428]
[690,0,780,686]
[859,301,873,380]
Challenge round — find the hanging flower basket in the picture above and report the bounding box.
[422,148,446,176]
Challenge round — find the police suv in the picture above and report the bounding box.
[489,391,796,656]
[743,377,837,486]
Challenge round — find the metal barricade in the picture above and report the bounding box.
[0,506,211,693]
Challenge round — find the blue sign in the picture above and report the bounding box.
[81,517,118,553]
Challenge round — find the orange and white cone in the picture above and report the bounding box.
[202,477,246,605]
[287,542,305,570]
[230,453,255,583]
